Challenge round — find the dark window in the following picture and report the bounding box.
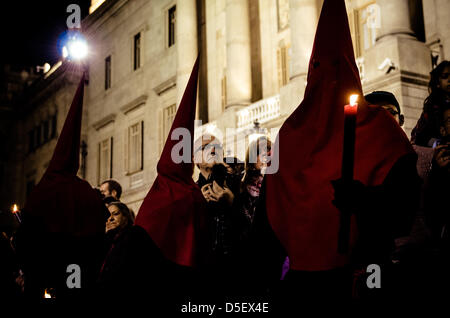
[105,55,112,90]
[26,179,35,198]
[51,115,57,139]
[134,33,141,70]
[43,120,49,143]
[28,130,35,153]
[168,6,176,47]
[110,136,114,178]
[35,126,41,148]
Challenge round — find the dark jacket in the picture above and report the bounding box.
[196,171,241,261]
[351,153,421,265]
[424,161,450,248]
[97,225,165,295]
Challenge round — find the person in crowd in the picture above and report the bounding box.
[96,201,167,304]
[0,231,23,300]
[233,137,286,296]
[365,91,404,126]
[411,60,450,147]
[100,179,122,201]
[236,136,272,242]
[14,77,106,300]
[424,106,450,253]
[193,134,241,296]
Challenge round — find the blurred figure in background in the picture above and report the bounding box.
[411,60,450,147]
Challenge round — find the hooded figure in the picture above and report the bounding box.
[265,0,419,301]
[93,58,208,306]
[135,57,207,268]
[15,73,107,299]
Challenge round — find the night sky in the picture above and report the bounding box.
[0,1,91,69]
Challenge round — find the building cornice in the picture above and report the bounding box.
[82,0,129,36]
[120,94,148,114]
[92,113,117,130]
[153,76,176,96]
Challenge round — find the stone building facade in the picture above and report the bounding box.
[4,0,450,214]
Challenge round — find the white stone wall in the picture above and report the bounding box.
[84,0,177,212]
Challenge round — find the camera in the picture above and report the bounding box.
[209,163,229,188]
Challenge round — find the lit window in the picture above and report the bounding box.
[125,121,144,174]
[98,137,113,184]
[277,44,290,88]
[163,104,176,142]
[348,2,379,58]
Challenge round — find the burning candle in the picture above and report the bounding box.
[44,289,52,298]
[337,94,358,254]
[12,204,22,224]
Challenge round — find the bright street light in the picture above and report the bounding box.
[60,31,88,61]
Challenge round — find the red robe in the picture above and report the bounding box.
[265,0,414,271]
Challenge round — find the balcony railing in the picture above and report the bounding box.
[236,94,281,130]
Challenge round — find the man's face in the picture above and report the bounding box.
[106,205,127,233]
[381,104,401,124]
[438,66,450,95]
[194,137,224,170]
[100,182,111,198]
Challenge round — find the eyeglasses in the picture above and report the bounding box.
[386,109,400,116]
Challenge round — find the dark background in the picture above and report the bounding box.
[0,1,91,68]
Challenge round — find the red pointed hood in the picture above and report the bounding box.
[135,58,207,267]
[265,0,414,271]
[23,74,106,237]
[46,74,84,175]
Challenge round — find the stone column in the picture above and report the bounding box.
[377,0,415,41]
[289,0,318,80]
[225,0,252,108]
[176,0,198,106]
[364,0,431,138]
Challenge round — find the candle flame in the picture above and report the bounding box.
[12,204,18,213]
[349,95,358,106]
[44,289,51,298]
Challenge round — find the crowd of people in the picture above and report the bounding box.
[0,60,449,307]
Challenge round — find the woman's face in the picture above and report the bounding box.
[246,175,264,198]
[106,205,127,233]
[438,66,450,95]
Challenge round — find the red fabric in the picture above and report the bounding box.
[135,58,207,267]
[24,74,106,237]
[265,0,414,271]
